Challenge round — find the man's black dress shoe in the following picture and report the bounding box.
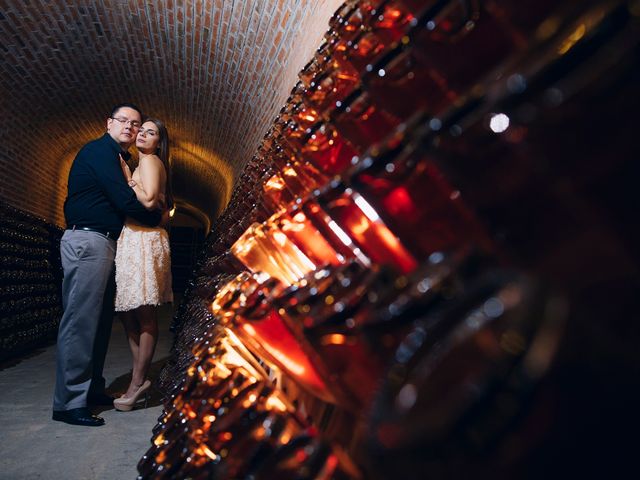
[87,392,115,406]
[52,407,105,426]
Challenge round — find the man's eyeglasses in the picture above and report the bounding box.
[111,117,141,129]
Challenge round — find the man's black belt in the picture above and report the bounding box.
[68,225,119,240]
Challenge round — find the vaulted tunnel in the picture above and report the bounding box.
[0,0,342,228]
[2,1,639,478]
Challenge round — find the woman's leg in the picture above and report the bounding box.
[126,305,158,396]
[120,310,140,398]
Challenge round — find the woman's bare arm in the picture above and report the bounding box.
[121,155,166,210]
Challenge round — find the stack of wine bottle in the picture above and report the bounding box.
[0,201,63,361]
[150,0,640,478]
[157,153,273,397]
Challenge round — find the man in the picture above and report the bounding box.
[52,103,162,426]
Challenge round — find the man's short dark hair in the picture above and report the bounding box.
[110,103,143,119]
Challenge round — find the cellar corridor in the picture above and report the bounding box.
[0,304,175,479]
[1,1,639,479]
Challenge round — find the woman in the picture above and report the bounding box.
[113,117,173,411]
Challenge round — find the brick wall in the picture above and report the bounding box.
[0,0,343,227]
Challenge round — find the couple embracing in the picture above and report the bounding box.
[52,103,173,426]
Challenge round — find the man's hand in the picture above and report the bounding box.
[119,154,133,183]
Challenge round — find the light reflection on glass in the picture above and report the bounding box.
[489,113,510,133]
[231,222,317,286]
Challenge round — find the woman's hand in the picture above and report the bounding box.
[119,154,133,183]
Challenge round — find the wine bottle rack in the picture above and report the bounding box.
[0,201,63,361]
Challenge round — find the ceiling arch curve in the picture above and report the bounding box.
[0,0,343,228]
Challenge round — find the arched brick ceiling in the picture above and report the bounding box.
[0,0,342,227]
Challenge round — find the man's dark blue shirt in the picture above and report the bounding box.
[64,133,161,235]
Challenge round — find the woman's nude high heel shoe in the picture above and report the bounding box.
[113,379,151,412]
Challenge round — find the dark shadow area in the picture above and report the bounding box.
[0,345,50,371]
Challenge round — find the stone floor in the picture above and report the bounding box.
[0,303,176,480]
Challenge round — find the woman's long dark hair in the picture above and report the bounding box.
[145,117,174,209]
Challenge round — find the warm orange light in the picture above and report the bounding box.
[265,394,288,412]
[377,224,406,253]
[387,8,403,20]
[277,210,343,267]
[280,217,305,233]
[558,24,586,54]
[231,222,315,285]
[321,333,347,345]
[265,174,286,191]
[337,72,356,81]
[351,215,370,236]
[280,432,292,444]
[243,323,257,336]
[271,230,288,247]
[237,311,333,401]
[202,445,219,461]
[260,342,306,376]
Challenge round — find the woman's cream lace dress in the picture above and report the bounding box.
[115,221,173,312]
